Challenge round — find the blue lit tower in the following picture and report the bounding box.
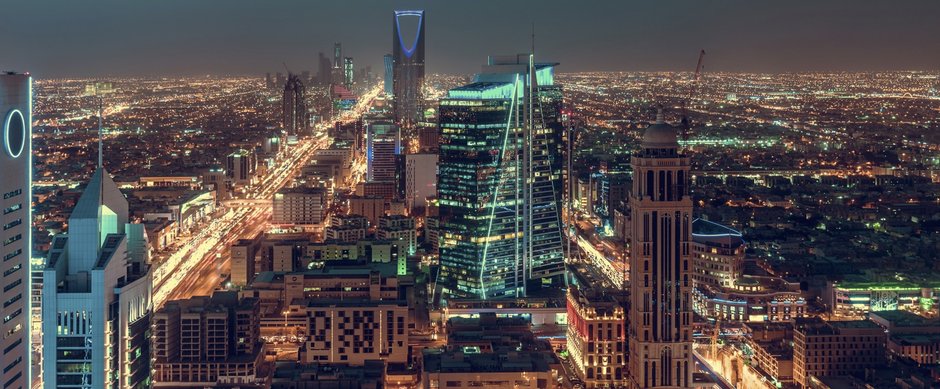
[392,10,425,127]
[628,110,694,388]
[1,72,31,389]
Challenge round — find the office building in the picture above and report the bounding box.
[283,74,307,135]
[226,149,256,187]
[377,215,417,261]
[1,72,30,389]
[476,55,566,285]
[344,57,354,89]
[627,112,694,388]
[367,121,401,182]
[566,286,628,388]
[392,10,425,126]
[691,218,745,289]
[404,153,437,213]
[437,56,564,299]
[272,187,328,226]
[152,292,264,386]
[42,167,153,389]
[417,125,439,152]
[792,318,886,387]
[231,237,261,287]
[317,52,331,86]
[348,196,387,225]
[383,54,394,97]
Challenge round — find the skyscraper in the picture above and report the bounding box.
[477,55,566,284]
[437,55,564,299]
[392,10,425,127]
[366,121,401,182]
[1,72,31,389]
[438,83,522,299]
[317,52,332,86]
[383,54,394,97]
[282,73,307,135]
[343,57,354,89]
[42,168,153,388]
[628,111,694,388]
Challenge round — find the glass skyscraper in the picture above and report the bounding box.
[392,10,425,127]
[438,56,565,299]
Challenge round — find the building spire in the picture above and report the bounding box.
[655,104,665,124]
[97,96,103,169]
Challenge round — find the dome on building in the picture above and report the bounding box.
[642,109,678,148]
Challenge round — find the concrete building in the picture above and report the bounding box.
[42,168,153,389]
[566,286,628,388]
[348,196,387,225]
[324,225,367,242]
[231,237,261,287]
[404,153,437,213]
[792,318,886,387]
[377,215,417,259]
[421,349,556,389]
[299,299,409,365]
[628,113,694,388]
[1,72,31,389]
[691,218,745,289]
[744,322,795,385]
[366,121,400,182]
[273,187,329,226]
[152,292,264,386]
[226,149,257,188]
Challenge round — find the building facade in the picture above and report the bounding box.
[792,318,886,387]
[42,168,153,389]
[566,286,628,388]
[272,188,328,226]
[437,58,565,300]
[299,299,409,365]
[404,153,437,213]
[283,74,307,135]
[627,114,694,388]
[152,292,263,386]
[1,72,31,389]
[366,121,401,183]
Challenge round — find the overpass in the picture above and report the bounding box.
[221,198,272,208]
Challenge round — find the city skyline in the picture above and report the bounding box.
[3,1,940,77]
[6,3,940,389]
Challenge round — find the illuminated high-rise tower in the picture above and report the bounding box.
[42,167,153,388]
[628,110,694,388]
[392,10,425,127]
[437,55,565,299]
[283,74,307,135]
[383,54,394,97]
[1,72,31,389]
[344,57,355,89]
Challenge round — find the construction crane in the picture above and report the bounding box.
[680,49,706,136]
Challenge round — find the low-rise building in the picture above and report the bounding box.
[566,286,628,388]
[273,187,329,227]
[152,292,264,387]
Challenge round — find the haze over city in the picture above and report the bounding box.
[4,0,940,76]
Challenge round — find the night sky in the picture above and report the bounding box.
[3,0,939,77]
